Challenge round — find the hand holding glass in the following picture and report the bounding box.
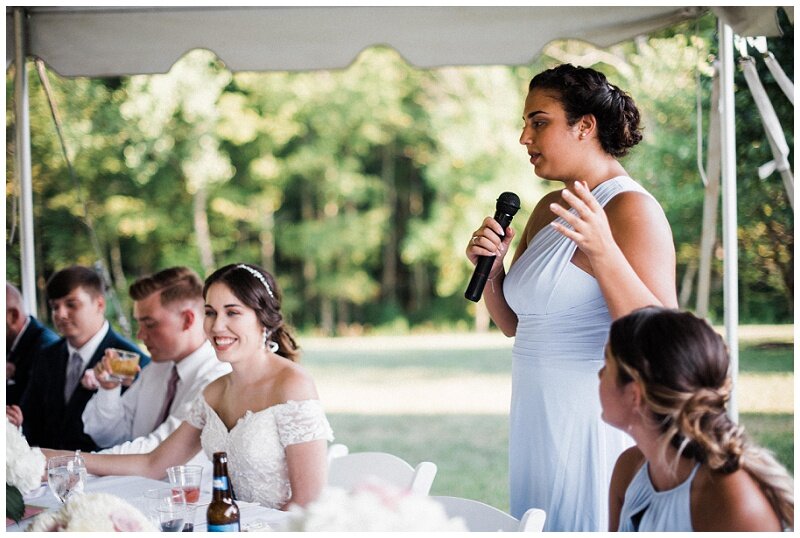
[47,454,87,503]
[105,348,140,382]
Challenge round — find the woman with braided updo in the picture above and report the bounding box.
[601,307,793,531]
[44,263,334,510]
[466,64,677,529]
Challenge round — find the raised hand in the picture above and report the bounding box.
[85,352,138,390]
[548,181,616,262]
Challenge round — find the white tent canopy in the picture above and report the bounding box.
[6,6,788,76]
[6,6,794,418]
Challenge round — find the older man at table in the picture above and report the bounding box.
[6,283,60,406]
[8,265,149,451]
[81,266,229,460]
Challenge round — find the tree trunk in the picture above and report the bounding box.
[193,186,215,275]
[109,237,127,300]
[336,299,349,335]
[696,70,720,318]
[320,296,334,336]
[260,209,275,275]
[679,258,697,309]
[301,188,317,328]
[381,144,398,304]
[411,263,429,312]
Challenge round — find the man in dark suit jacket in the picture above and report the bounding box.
[7,266,149,451]
[6,283,60,406]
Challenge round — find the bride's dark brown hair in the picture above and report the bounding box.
[203,263,300,362]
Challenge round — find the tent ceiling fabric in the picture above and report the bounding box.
[4,6,722,77]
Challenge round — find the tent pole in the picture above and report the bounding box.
[718,19,739,421]
[13,8,38,317]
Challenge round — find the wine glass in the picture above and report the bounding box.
[46,454,87,503]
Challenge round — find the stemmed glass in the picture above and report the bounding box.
[46,454,87,503]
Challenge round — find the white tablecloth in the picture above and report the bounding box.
[8,474,288,531]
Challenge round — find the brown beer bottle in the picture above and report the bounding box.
[206,452,240,532]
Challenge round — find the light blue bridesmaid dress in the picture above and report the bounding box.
[503,176,654,531]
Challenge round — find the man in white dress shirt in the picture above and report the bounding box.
[82,266,229,461]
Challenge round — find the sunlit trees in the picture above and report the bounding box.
[6,13,793,333]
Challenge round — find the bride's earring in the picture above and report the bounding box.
[261,328,268,351]
[263,328,279,353]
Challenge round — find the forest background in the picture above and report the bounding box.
[5,11,793,336]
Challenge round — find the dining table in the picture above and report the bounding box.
[7,473,290,532]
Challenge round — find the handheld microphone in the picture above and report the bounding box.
[464,192,521,302]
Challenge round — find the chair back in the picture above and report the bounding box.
[432,496,546,532]
[519,507,547,532]
[327,443,349,464]
[328,451,437,495]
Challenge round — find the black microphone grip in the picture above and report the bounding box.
[465,192,520,302]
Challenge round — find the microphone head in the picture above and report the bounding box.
[496,192,521,216]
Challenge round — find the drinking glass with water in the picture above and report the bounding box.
[46,454,86,503]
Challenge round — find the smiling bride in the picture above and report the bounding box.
[43,263,334,510]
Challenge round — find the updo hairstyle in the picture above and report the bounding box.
[529,63,642,157]
[203,263,300,362]
[608,307,793,528]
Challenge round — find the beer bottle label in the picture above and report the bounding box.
[212,476,229,490]
[207,522,240,532]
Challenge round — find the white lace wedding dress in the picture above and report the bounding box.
[186,396,334,509]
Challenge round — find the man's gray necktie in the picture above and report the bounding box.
[64,352,84,402]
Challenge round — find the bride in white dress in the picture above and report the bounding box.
[44,263,333,510]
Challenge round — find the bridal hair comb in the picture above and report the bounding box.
[236,264,275,299]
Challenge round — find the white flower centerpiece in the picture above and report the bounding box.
[6,418,46,523]
[26,492,156,532]
[283,479,467,531]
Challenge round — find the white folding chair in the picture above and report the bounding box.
[327,442,349,464]
[328,450,437,495]
[431,495,546,532]
[519,507,547,532]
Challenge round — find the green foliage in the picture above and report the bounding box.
[740,413,794,474]
[5,16,793,331]
[731,12,794,323]
[738,343,794,373]
[312,336,793,509]
[6,483,24,523]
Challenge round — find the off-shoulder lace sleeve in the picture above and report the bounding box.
[274,399,334,447]
[185,394,207,429]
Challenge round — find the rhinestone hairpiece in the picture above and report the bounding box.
[236,264,275,299]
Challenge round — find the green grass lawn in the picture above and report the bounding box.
[328,413,510,509]
[304,329,793,512]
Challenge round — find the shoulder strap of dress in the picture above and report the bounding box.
[591,176,655,208]
[687,462,702,482]
[630,460,655,493]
